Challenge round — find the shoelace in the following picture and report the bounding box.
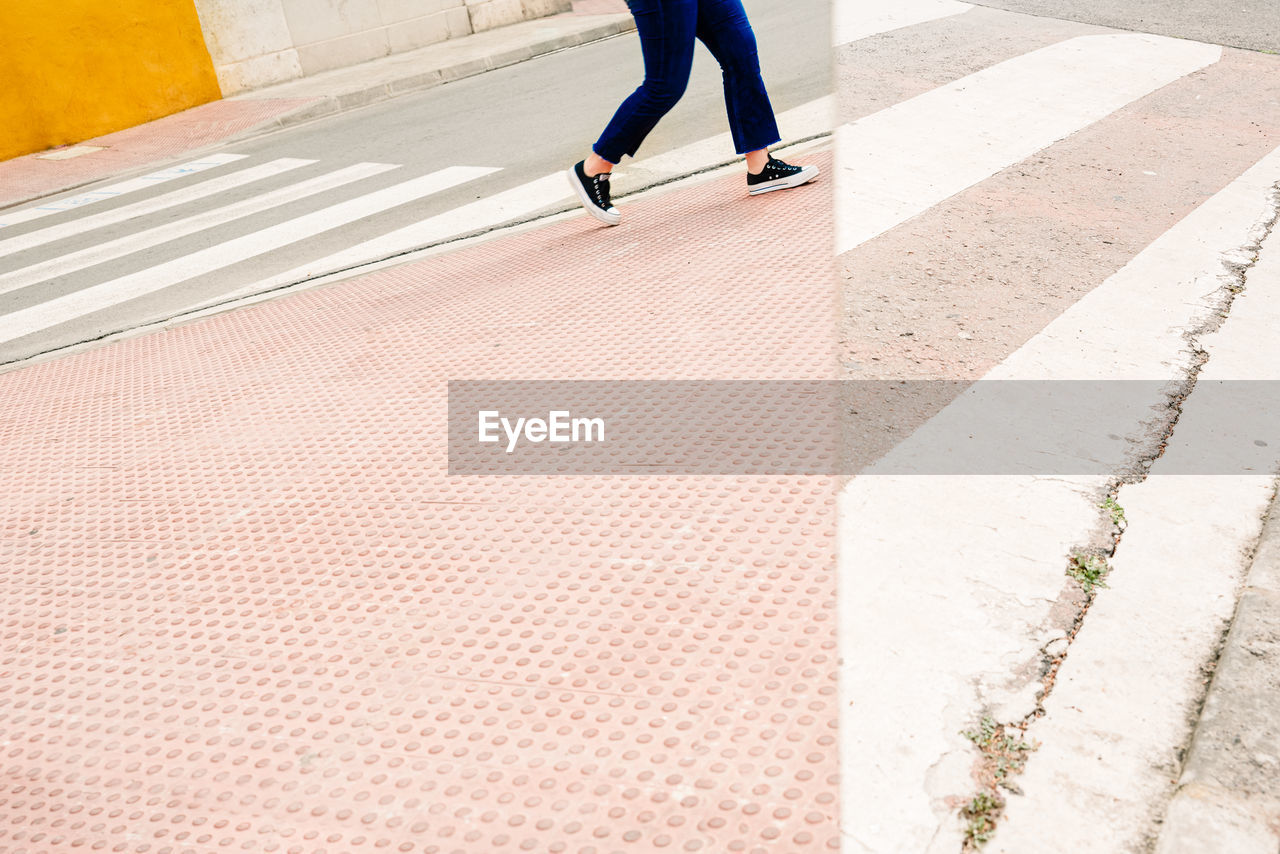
[766,159,798,177]
[593,174,611,207]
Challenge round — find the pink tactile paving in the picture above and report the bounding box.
[0,151,836,853]
[0,99,318,210]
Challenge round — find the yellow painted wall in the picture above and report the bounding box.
[0,0,222,162]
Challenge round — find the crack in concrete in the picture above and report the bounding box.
[955,180,1280,852]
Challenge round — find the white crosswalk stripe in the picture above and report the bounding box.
[206,172,574,306]
[0,154,247,229]
[0,162,398,296]
[0,165,497,345]
[0,157,315,261]
[835,33,1221,254]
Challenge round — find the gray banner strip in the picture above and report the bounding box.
[447,380,1280,475]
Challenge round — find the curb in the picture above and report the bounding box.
[0,135,832,377]
[1155,483,1280,854]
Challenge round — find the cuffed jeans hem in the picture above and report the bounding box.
[590,146,621,166]
[735,135,782,156]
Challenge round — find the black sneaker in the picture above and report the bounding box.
[567,161,621,226]
[747,157,820,196]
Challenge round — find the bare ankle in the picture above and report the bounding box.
[584,153,613,177]
[745,149,770,174]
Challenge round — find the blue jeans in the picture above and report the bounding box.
[592,0,782,164]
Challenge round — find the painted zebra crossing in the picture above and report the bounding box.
[0,0,971,366]
[0,154,246,229]
[0,158,510,358]
[0,166,505,347]
[833,4,1280,853]
[834,33,1220,253]
[0,96,838,364]
[0,161,392,294]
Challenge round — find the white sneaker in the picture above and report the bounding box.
[747,157,820,196]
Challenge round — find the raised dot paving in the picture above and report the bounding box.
[0,151,836,853]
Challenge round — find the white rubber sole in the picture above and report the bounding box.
[566,168,621,226]
[748,164,821,196]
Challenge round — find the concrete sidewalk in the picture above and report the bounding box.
[0,0,632,211]
[0,148,838,853]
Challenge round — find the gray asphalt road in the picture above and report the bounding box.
[972,0,1280,53]
[0,0,829,366]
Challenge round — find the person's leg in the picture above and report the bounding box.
[696,0,818,194]
[694,0,780,160]
[744,148,770,173]
[591,0,700,169]
[569,0,699,224]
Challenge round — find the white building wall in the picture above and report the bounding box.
[194,0,572,95]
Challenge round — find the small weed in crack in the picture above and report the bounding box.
[963,716,1040,788]
[951,183,1280,852]
[958,716,1040,849]
[962,792,1002,847]
[1067,551,1110,593]
[1100,496,1127,532]
[962,716,998,747]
